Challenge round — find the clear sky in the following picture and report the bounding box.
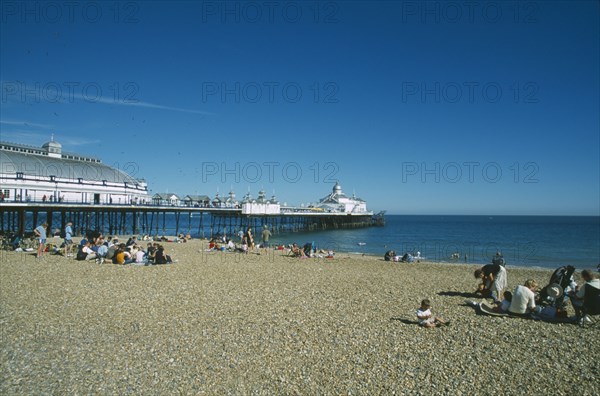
[1,1,599,215]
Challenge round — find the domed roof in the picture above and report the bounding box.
[0,148,141,185]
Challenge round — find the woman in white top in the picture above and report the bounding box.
[508,279,538,316]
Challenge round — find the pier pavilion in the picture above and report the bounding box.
[0,139,149,205]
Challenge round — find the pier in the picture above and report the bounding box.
[1,140,383,239]
[0,203,384,239]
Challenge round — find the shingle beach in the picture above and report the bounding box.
[1,239,598,395]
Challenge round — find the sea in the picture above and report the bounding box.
[155,214,599,270]
[22,213,600,270]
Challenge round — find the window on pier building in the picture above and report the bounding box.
[16,172,23,179]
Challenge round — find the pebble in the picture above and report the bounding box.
[1,240,598,394]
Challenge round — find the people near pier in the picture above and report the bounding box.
[146,243,157,263]
[95,235,106,250]
[76,241,97,261]
[290,243,306,258]
[208,238,222,251]
[416,299,449,328]
[128,244,139,258]
[474,263,508,303]
[113,244,133,264]
[94,236,109,264]
[113,246,127,264]
[33,223,48,259]
[126,236,138,247]
[303,242,314,258]
[508,279,538,317]
[96,243,108,264]
[63,222,74,257]
[238,237,249,253]
[106,236,115,248]
[105,243,118,261]
[86,230,102,245]
[121,244,134,264]
[106,237,118,253]
[245,227,255,251]
[134,247,147,265]
[226,239,235,251]
[261,227,272,253]
[154,244,173,264]
[384,250,396,262]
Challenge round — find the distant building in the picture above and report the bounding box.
[224,190,239,208]
[0,138,149,204]
[211,192,223,208]
[241,190,280,215]
[152,193,180,206]
[316,182,369,213]
[183,194,210,207]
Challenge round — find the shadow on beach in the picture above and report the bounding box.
[390,317,420,325]
[437,291,478,298]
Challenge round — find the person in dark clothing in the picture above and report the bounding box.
[154,244,172,264]
[474,263,508,303]
[492,251,506,267]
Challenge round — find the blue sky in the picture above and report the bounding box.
[1,1,599,215]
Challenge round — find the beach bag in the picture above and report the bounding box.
[76,248,87,261]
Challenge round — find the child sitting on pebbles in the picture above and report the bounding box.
[493,291,512,313]
[416,299,450,328]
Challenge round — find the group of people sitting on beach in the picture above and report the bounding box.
[415,251,599,328]
[384,250,422,263]
[470,252,546,317]
[288,242,335,259]
[412,252,506,328]
[74,233,175,265]
[204,227,265,254]
[202,227,336,259]
[46,226,176,265]
[470,252,599,323]
[29,221,183,264]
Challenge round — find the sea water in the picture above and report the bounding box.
[264,215,600,270]
[26,213,599,270]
